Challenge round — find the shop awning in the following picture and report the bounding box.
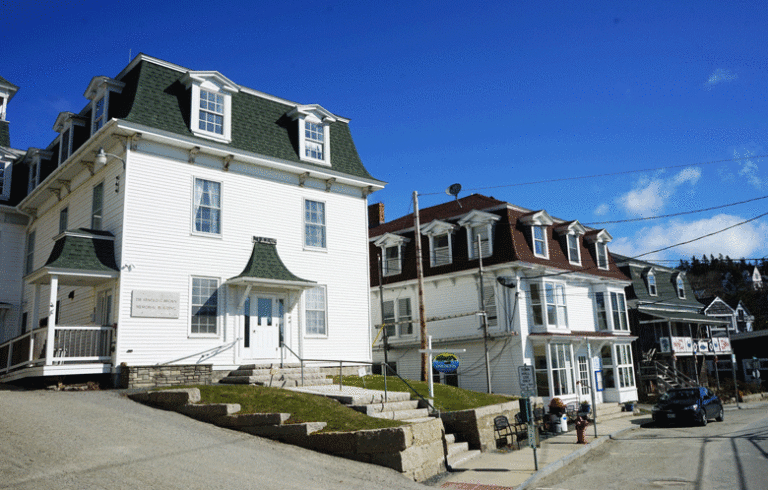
[226,236,316,290]
[638,308,728,325]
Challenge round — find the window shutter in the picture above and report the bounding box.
[483,284,497,328]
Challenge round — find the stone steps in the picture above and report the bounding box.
[370,407,431,421]
[220,364,334,387]
[350,399,421,415]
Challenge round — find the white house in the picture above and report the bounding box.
[368,195,638,405]
[0,55,384,386]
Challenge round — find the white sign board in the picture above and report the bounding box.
[131,290,180,318]
[518,365,535,393]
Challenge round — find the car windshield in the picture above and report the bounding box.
[660,389,698,401]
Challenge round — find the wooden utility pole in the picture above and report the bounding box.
[477,236,492,393]
[378,252,389,367]
[414,191,428,382]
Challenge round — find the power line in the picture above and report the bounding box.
[584,194,768,225]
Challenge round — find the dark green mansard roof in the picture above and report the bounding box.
[121,60,373,180]
[614,254,702,309]
[44,229,119,273]
[231,237,314,285]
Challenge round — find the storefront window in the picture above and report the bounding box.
[534,344,549,396]
[550,343,575,396]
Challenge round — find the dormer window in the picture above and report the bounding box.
[647,271,657,296]
[555,220,586,265]
[24,149,52,194]
[676,275,686,299]
[520,210,554,259]
[421,220,456,266]
[180,71,239,144]
[373,233,410,278]
[288,104,336,166]
[533,226,547,257]
[458,210,501,260]
[54,112,87,166]
[84,77,125,136]
[584,229,612,270]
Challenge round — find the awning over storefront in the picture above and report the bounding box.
[226,236,316,291]
[638,308,729,325]
[25,229,119,286]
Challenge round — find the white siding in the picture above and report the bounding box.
[0,211,27,342]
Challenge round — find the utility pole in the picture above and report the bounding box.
[477,236,492,393]
[378,252,389,367]
[413,191,428,382]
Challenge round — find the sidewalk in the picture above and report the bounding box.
[432,413,650,490]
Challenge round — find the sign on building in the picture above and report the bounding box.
[131,290,180,318]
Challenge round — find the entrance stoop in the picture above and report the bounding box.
[219,364,333,387]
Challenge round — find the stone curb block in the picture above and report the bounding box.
[214,412,291,427]
[180,403,241,421]
[242,421,327,438]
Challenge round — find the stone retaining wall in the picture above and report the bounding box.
[440,400,520,451]
[120,364,212,389]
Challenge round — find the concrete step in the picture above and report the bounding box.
[445,433,456,444]
[220,376,333,387]
[287,388,412,406]
[402,417,435,424]
[349,400,420,416]
[447,448,481,467]
[371,408,430,421]
[229,367,324,377]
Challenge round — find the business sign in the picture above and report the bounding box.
[659,337,671,353]
[131,290,180,318]
[433,353,460,373]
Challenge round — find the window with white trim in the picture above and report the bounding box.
[616,344,635,388]
[180,72,237,143]
[304,121,325,160]
[567,233,580,264]
[382,298,412,338]
[85,77,124,136]
[383,245,401,276]
[529,283,544,326]
[199,89,224,135]
[470,224,491,259]
[28,160,39,194]
[601,345,615,388]
[578,356,590,395]
[596,241,609,269]
[304,200,326,248]
[191,277,219,335]
[533,225,548,258]
[59,207,68,234]
[430,233,451,266]
[595,292,608,330]
[91,183,103,230]
[647,271,657,296]
[92,96,105,134]
[59,128,71,164]
[610,292,628,331]
[676,276,686,299]
[193,178,221,235]
[550,343,575,396]
[305,286,327,335]
[25,230,35,275]
[545,282,568,328]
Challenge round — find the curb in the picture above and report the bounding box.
[515,424,641,490]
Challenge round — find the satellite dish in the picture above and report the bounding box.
[446,183,462,197]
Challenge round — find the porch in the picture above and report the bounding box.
[0,325,113,382]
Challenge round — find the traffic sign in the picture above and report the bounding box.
[518,365,535,393]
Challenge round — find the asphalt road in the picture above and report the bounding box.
[0,387,427,490]
[533,405,768,490]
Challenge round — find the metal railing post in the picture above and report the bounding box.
[301,360,304,386]
[339,361,343,391]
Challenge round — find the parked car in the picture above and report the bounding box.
[652,387,724,426]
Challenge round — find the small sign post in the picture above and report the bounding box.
[419,336,464,399]
[518,365,538,470]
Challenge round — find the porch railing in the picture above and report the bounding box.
[0,326,113,376]
[639,360,696,392]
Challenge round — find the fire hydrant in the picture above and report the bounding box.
[575,416,589,444]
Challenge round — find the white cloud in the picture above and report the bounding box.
[734,149,764,189]
[609,214,768,262]
[594,203,610,215]
[704,68,738,91]
[617,168,701,217]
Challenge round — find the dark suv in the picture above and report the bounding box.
[652,387,724,426]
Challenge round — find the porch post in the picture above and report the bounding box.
[569,342,578,397]
[31,284,41,335]
[44,275,58,366]
[545,339,554,398]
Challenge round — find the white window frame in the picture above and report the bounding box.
[567,233,581,265]
[189,276,220,337]
[91,182,104,230]
[458,210,500,260]
[289,105,336,166]
[59,127,71,165]
[382,297,413,338]
[616,344,635,388]
[529,282,544,326]
[647,271,657,296]
[596,241,609,270]
[529,280,567,328]
[595,291,608,330]
[181,72,238,144]
[192,177,222,236]
[95,288,114,326]
[676,276,686,299]
[304,199,326,250]
[383,245,402,276]
[550,343,576,396]
[469,224,493,259]
[28,160,39,194]
[532,225,548,258]
[429,233,452,266]
[85,77,125,136]
[610,291,629,331]
[304,285,328,337]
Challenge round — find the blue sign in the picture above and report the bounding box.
[433,353,460,373]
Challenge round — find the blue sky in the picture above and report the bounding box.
[3,1,767,264]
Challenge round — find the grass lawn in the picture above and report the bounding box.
[332,374,517,412]
[193,384,404,433]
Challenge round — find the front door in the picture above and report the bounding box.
[242,295,284,359]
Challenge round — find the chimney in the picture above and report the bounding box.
[368,202,385,229]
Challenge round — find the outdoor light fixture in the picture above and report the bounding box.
[95,148,126,169]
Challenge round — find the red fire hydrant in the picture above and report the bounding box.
[575,416,589,444]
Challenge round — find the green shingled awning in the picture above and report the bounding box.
[227,237,316,290]
[26,229,119,286]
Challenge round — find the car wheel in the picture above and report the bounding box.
[715,406,724,422]
[699,410,708,426]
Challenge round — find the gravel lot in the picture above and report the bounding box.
[0,386,426,490]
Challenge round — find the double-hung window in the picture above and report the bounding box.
[533,225,547,258]
[647,272,657,296]
[305,286,327,336]
[545,283,567,328]
[610,292,628,331]
[595,292,608,330]
[482,284,498,329]
[596,241,609,269]
[616,344,635,388]
[193,178,221,235]
[550,343,575,396]
[92,97,105,134]
[529,283,544,326]
[91,183,103,230]
[676,276,686,299]
[567,234,580,264]
[382,298,412,338]
[59,128,71,164]
[383,245,401,276]
[191,277,219,335]
[431,233,451,266]
[304,121,324,160]
[0,161,8,199]
[199,90,224,135]
[304,200,326,248]
[470,225,491,259]
[25,230,35,275]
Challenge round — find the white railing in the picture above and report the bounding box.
[0,325,113,375]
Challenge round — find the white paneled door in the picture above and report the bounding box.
[242,295,284,359]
